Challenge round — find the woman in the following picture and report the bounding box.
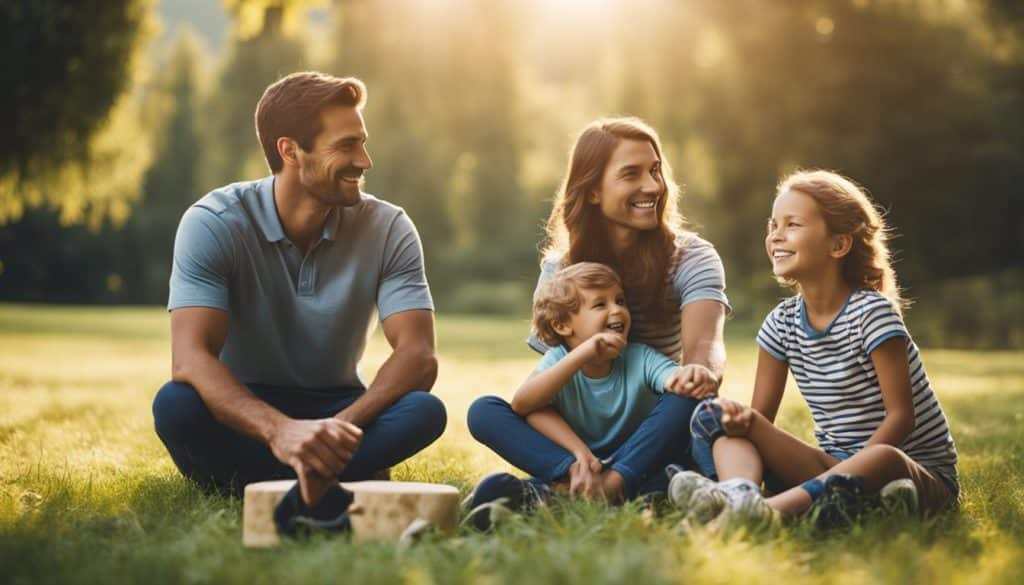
[467,117,729,505]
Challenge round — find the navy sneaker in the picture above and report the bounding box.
[807,474,867,530]
[463,472,553,531]
[274,482,354,539]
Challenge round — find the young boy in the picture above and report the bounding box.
[465,262,712,529]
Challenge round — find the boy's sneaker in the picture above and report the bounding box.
[463,472,553,531]
[807,474,867,530]
[665,465,716,514]
[880,478,919,517]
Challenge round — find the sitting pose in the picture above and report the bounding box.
[465,263,713,528]
[670,169,958,528]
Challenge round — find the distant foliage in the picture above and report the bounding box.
[0,0,154,227]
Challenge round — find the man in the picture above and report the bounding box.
[153,72,446,506]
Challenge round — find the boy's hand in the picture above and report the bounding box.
[717,397,755,436]
[583,332,626,362]
[568,453,605,499]
[664,364,720,398]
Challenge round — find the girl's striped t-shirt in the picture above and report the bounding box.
[757,289,958,488]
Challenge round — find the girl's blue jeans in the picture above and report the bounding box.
[152,381,446,496]
[467,393,700,499]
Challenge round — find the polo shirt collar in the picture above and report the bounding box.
[321,207,341,241]
[254,176,286,243]
[254,175,344,244]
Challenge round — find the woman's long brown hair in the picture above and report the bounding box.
[541,118,689,320]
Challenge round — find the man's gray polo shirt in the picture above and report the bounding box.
[168,176,433,388]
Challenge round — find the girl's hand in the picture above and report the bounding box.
[717,398,754,436]
[583,332,626,362]
[665,364,720,398]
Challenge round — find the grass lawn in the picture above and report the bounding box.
[1,303,1022,584]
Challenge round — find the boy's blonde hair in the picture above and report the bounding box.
[776,169,905,313]
[533,262,623,347]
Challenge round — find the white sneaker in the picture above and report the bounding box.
[710,478,780,532]
[667,470,717,513]
[880,478,919,517]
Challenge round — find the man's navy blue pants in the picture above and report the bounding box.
[152,381,446,495]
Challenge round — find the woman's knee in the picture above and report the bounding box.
[466,395,509,441]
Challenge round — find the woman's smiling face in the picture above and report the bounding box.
[589,138,664,234]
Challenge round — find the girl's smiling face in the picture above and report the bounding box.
[766,189,848,282]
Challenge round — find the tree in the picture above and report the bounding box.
[0,0,155,227]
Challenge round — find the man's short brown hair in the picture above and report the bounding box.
[255,71,367,173]
[532,262,623,347]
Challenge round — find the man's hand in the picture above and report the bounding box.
[717,397,755,437]
[664,364,720,398]
[567,452,605,499]
[582,332,627,362]
[269,418,363,505]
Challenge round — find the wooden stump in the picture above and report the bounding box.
[242,480,460,547]
[343,481,460,542]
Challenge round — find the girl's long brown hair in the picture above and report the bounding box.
[541,118,689,320]
[776,169,906,314]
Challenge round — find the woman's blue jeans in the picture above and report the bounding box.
[467,393,700,499]
[152,381,446,496]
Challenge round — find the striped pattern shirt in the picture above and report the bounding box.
[528,235,731,360]
[757,290,958,488]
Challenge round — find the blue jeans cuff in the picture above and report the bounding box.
[690,398,726,446]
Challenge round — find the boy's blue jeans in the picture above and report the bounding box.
[467,393,700,499]
[152,381,447,496]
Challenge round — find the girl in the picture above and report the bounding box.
[671,169,958,527]
[467,117,730,515]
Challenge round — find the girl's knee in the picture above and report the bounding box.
[860,444,911,469]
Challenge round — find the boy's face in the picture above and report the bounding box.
[556,284,631,349]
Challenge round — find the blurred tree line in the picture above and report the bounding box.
[0,0,1021,347]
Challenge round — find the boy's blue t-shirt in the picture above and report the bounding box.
[536,342,679,455]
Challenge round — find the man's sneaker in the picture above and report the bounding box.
[880,478,919,517]
[807,474,867,530]
[463,472,553,531]
[665,465,716,514]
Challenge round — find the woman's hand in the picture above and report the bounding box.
[664,364,720,398]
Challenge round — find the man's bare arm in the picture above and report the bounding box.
[336,309,438,428]
[170,307,286,441]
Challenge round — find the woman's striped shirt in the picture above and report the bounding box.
[757,289,958,489]
[528,235,731,360]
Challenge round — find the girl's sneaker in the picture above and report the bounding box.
[807,474,867,530]
[880,478,919,517]
[463,472,553,531]
[707,478,780,532]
